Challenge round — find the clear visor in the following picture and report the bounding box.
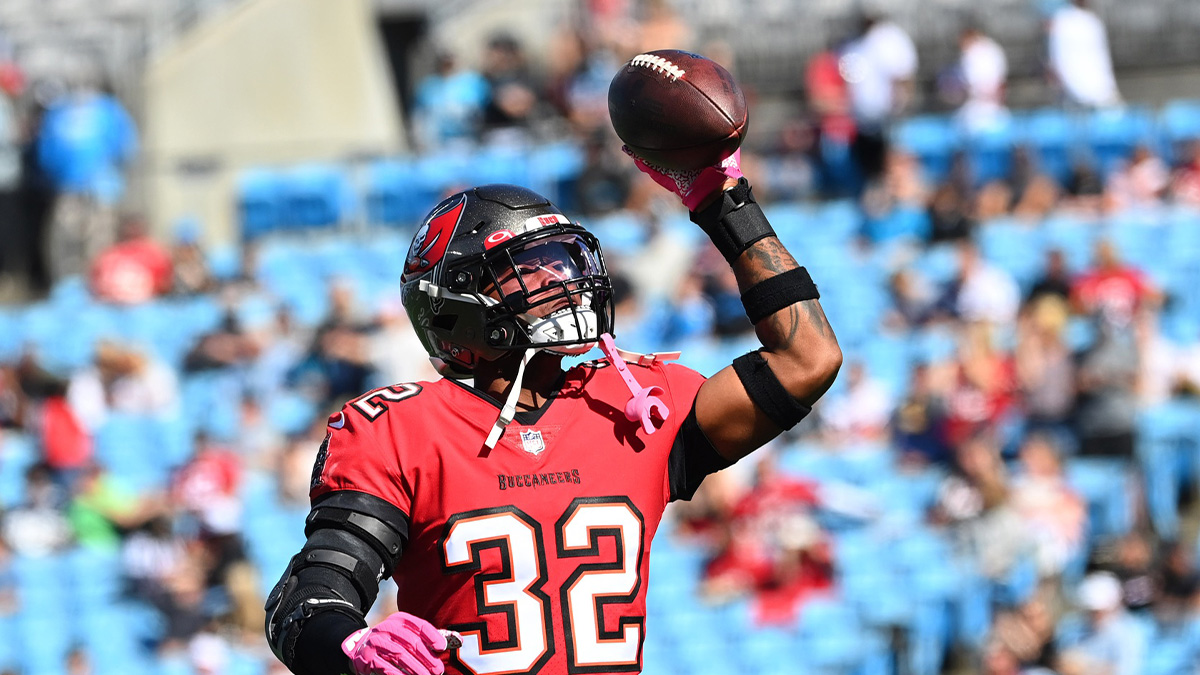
[486,234,602,302]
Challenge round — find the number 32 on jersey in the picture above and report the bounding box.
[442,496,645,675]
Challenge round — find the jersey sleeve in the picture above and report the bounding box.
[659,362,734,502]
[309,400,413,516]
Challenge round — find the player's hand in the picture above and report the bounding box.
[623,146,743,211]
[342,611,461,675]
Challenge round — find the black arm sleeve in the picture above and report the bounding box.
[292,611,364,675]
[667,403,735,502]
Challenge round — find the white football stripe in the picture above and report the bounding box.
[630,53,686,81]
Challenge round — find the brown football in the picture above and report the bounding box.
[608,49,748,171]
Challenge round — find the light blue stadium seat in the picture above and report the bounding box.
[1160,99,1200,163]
[589,210,648,257]
[739,626,797,675]
[1104,213,1167,272]
[1143,635,1193,675]
[1016,108,1082,185]
[15,615,74,673]
[794,597,864,669]
[977,219,1045,291]
[365,158,420,226]
[0,616,15,669]
[0,433,38,508]
[1065,457,1134,538]
[237,168,286,239]
[1042,213,1099,273]
[266,390,318,436]
[1137,400,1200,539]
[893,115,959,183]
[471,144,532,187]
[964,115,1017,186]
[283,163,356,229]
[0,308,22,361]
[527,141,584,207]
[228,649,268,675]
[1086,106,1157,177]
[864,206,930,244]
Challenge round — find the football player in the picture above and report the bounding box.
[265,150,842,675]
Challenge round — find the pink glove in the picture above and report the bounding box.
[342,611,461,675]
[623,147,744,211]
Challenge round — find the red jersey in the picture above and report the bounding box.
[1070,267,1153,325]
[311,358,720,675]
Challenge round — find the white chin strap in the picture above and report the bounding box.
[522,306,599,356]
[484,348,536,451]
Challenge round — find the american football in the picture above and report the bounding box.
[607,48,748,171]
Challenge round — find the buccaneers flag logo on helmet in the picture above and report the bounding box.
[403,195,466,282]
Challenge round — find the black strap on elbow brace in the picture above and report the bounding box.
[689,178,775,262]
[306,490,409,577]
[732,350,812,430]
[740,267,820,324]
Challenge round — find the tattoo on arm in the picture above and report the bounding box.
[802,300,831,338]
[737,237,833,345]
[739,238,797,284]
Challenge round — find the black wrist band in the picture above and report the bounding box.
[689,178,776,262]
[732,350,812,430]
[741,267,820,323]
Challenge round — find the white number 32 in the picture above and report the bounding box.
[441,497,645,675]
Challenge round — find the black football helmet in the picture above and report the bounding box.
[400,184,615,378]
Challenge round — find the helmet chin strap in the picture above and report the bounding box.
[483,347,537,451]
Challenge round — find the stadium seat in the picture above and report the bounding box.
[471,144,532,187]
[977,218,1045,291]
[1042,213,1099,273]
[282,163,356,229]
[1086,106,1157,177]
[864,206,931,244]
[1066,457,1135,538]
[964,115,1017,186]
[893,115,959,183]
[236,168,286,240]
[1104,212,1167,273]
[1159,99,1200,162]
[527,141,585,208]
[365,158,420,226]
[794,597,865,669]
[1016,108,1082,185]
[1137,400,1200,539]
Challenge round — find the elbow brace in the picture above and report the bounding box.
[265,491,410,674]
[732,350,812,430]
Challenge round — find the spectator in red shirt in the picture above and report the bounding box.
[1070,239,1161,326]
[90,214,173,304]
[700,455,834,626]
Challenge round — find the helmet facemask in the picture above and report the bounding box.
[479,230,613,356]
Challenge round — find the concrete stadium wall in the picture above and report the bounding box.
[143,0,403,245]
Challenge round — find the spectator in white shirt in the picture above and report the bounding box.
[840,13,918,183]
[1048,0,1121,108]
[821,362,895,443]
[954,241,1021,325]
[957,26,1009,133]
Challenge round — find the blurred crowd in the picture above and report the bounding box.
[1,1,1200,675]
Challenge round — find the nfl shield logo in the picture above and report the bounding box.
[520,429,545,456]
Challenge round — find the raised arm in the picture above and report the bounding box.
[627,152,842,461]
